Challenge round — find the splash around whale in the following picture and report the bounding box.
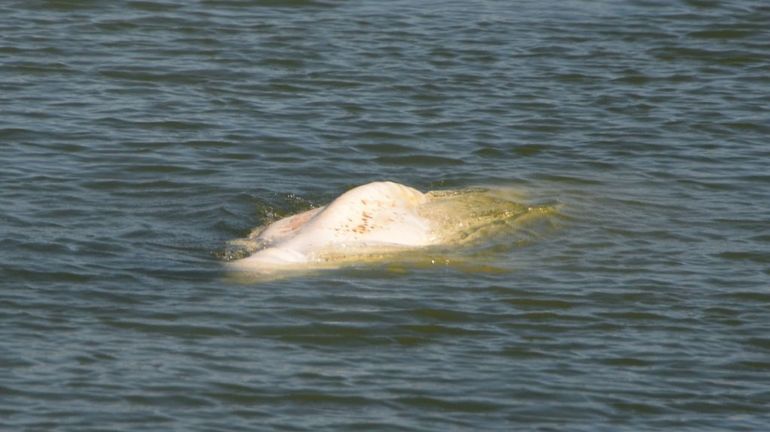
[226,181,556,279]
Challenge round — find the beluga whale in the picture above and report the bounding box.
[226,181,555,279]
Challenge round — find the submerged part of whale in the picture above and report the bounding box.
[227,181,553,276]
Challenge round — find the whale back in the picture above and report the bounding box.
[229,182,436,271]
[227,181,554,277]
[280,181,435,253]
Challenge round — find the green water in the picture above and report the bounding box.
[2,0,769,430]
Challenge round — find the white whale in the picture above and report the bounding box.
[227,181,550,277]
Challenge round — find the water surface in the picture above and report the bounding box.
[1,0,769,430]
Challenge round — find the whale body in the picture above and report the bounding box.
[227,181,548,277]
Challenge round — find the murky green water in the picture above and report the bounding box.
[2,0,769,430]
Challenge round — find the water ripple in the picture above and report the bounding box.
[2,0,769,431]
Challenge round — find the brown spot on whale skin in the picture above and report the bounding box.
[353,224,368,234]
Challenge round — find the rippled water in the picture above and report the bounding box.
[2,0,769,430]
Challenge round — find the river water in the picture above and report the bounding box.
[2,0,769,430]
